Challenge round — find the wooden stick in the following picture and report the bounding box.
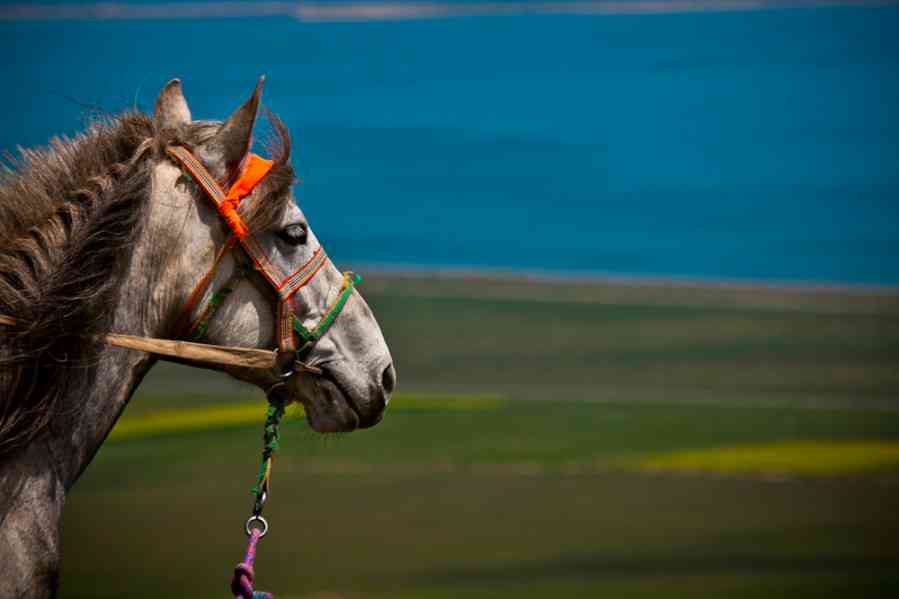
[105,333,277,369]
[0,314,278,370]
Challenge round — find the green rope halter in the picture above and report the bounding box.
[292,272,362,350]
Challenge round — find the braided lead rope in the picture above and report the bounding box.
[228,276,361,598]
[231,393,285,598]
[251,395,286,496]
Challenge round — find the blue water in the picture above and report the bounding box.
[3,5,898,284]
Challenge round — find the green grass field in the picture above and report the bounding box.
[60,273,899,598]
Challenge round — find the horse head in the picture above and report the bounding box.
[151,78,395,432]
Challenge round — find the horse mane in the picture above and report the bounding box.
[0,108,294,459]
[0,112,156,458]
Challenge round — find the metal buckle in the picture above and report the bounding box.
[253,491,267,516]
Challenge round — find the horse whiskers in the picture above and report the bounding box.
[292,357,323,376]
[304,356,336,372]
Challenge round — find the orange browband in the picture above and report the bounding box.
[220,153,274,238]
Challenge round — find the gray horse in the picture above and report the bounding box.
[0,79,395,598]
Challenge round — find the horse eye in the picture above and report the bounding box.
[278,223,308,246]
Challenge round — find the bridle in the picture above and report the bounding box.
[165,145,360,386]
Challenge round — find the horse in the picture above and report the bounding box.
[0,78,396,598]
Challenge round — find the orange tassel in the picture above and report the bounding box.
[219,201,249,238]
[221,153,274,239]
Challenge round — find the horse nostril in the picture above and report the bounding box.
[381,363,397,395]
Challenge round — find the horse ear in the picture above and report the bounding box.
[154,79,191,131]
[202,75,265,184]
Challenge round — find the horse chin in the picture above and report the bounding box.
[284,364,388,433]
[293,374,360,433]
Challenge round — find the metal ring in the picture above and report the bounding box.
[272,347,296,379]
[245,515,269,538]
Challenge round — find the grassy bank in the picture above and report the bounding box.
[60,273,899,597]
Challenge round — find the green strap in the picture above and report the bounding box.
[291,272,361,349]
[188,266,247,341]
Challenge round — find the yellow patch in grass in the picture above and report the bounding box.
[109,402,274,441]
[110,393,506,442]
[635,440,899,476]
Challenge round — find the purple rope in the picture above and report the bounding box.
[231,529,273,599]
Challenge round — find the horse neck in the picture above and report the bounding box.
[4,156,222,492]
[0,187,189,596]
[49,177,199,488]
